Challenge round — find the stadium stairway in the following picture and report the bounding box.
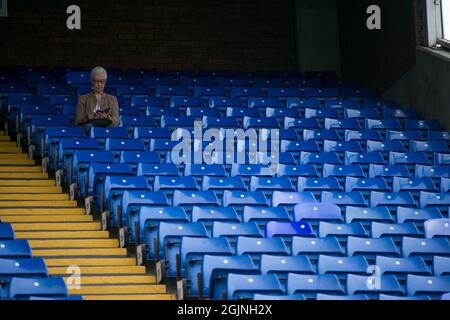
[0,130,176,300]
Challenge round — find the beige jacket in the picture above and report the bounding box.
[74,92,120,126]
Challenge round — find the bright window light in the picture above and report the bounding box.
[442,0,450,41]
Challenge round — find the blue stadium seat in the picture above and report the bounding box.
[105,138,145,158]
[104,176,150,225]
[424,219,450,238]
[325,119,362,132]
[90,127,129,142]
[187,107,221,118]
[281,141,321,155]
[370,192,417,211]
[366,141,406,154]
[397,207,443,224]
[193,86,227,98]
[266,107,301,119]
[231,164,274,180]
[371,222,421,240]
[325,98,359,109]
[227,273,284,300]
[287,274,344,298]
[303,129,340,143]
[58,138,101,176]
[192,206,240,232]
[226,107,261,118]
[154,176,199,194]
[294,202,343,225]
[154,85,189,99]
[236,237,289,266]
[344,130,384,143]
[345,206,394,225]
[319,222,368,240]
[242,206,291,228]
[120,151,160,169]
[202,255,259,300]
[210,97,245,109]
[230,87,265,99]
[346,274,404,298]
[376,256,430,278]
[181,237,233,297]
[130,96,165,107]
[121,116,156,133]
[410,141,449,154]
[292,237,344,260]
[406,275,450,298]
[342,88,377,99]
[0,223,15,240]
[429,131,450,142]
[389,152,432,169]
[369,164,412,180]
[253,293,306,300]
[433,256,450,276]
[260,255,315,280]
[267,87,302,99]
[158,222,208,275]
[415,165,450,179]
[0,240,32,258]
[287,98,321,109]
[297,177,343,197]
[323,140,363,154]
[173,190,219,214]
[202,176,247,195]
[316,294,369,300]
[392,177,437,196]
[223,191,268,213]
[265,221,314,241]
[441,177,450,193]
[0,258,48,282]
[345,108,381,120]
[384,108,419,119]
[344,152,387,169]
[276,164,319,181]
[365,119,402,131]
[284,117,321,131]
[406,119,442,131]
[306,109,340,120]
[249,177,295,194]
[272,191,316,212]
[212,222,262,247]
[318,255,369,279]
[420,192,450,212]
[386,130,424,143]
[434,153,450,166]
[299,152,341,167]
[65,71,90,84]
[321,191,368,208]
[132,204,186,246]
[322,164,365,183]
[402,237,450,260]
[344,177,390,196]
[243,116,280,130]
[87,163,133,200]
[347,236,400,259]
[7,277,68,300]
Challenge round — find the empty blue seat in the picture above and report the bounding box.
[265,221,314,239]
[406,119,441,131]
[384,108,419,119]
[424,219,450,238]
[371,222,421,240]
[369,164,411,179]
[318,255,369,278]
[345,108,380,120]
[212,222,262,245]
[266,107,300,119]
[284,117,321,131]
[347,236,400,258]
[158,222,208,275]
[344,177,390,195]
[268,87,302,99]
[433,256,450,276]
[392,177,437,195]
[260,255,315,279]
[120,151,160,167]
[415,165,450,179]
[272,191,316,210]
[192,206,240,231]
[281,141,321,154]
[277,164,319,179]
[347,274,404,298]
[142,75,177,87]
[397,207,443,224]
[90,127,129,141]
[410,141,449,154]
[420,192,450,212]
[297,177,343,196]
[202,176,247,194]
[324,140,363,153]
[287,274,344,298]
[8,277,68,300]
[230,87,265,99]
[236,237,289,266]
[130,96,165,107]
[0,223,15,240]
[294,202,343,224]
[305,88,339,98]
[287,97,321,109]
[321,191,368,208]
[402,237,450,259]
[253,293,306,300]
[370,192,417,211]
[185,164,227,178]
[58,138,101,173]
[303,129,340,142]
[407,275,450,298]
[389,152,432,169]
[65,71,90,84]
[345,206,394,224]
[376,256,430,278]
[243,116,280,130]
[299,152,341,166]
[365,119,402,131]
[248,97,283,109]
[292,237,344,259]
[223,191,268,212]
[344,130,383,142]
[187,107,221,118]
[342,87,376,99]
[0,258,48,282]
[104,176,150,225]
[316,294,369,300]
[242,206,291,227]
[227,273,284,300]
[429,131,450,141]
[154,176,199,193]
[386,130,424,143]
[250,176,295,193]
[154,85,189,98]
[105,138,145,158]
[231,164,274,179]
[0,240,32,259]
[173,190,219,213]
[170,97,205,109]
[226,107,261,118]
[306,108,340,120]
[121,116,156,131]
[87,163,133,200]
[367,141,406,153]
[202,255,259,299]
[36,84,72,96]
[132,204,186,246]
[319,222,368,239]
[322,164,365,181]
[434,153,450,166]
[325,119,362,131]
[210,97,245,109]
[193,86,227,98]
[181,237,233,297]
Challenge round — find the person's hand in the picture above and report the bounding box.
[95,110,111,120]
[87,112,96,120]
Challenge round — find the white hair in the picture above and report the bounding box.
[90,66,107,81]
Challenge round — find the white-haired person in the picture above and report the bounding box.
[74,66,120,135]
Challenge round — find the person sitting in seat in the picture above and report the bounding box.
[74,66,120,135]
